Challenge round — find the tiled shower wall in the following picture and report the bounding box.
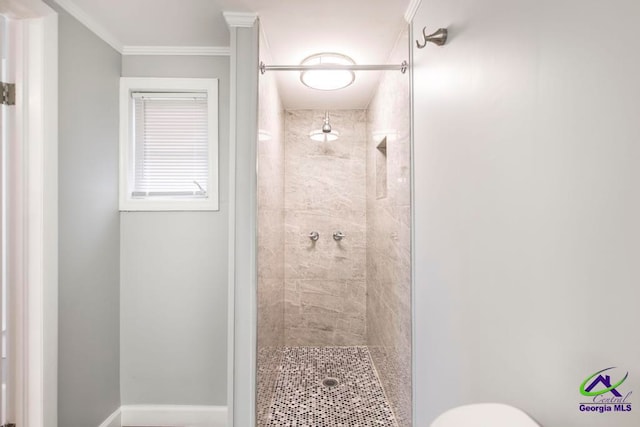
[283,110,368,346]
[257,40,285,352]
[257,34,285,424]
[366,29,412,426]
[257,36,411,423]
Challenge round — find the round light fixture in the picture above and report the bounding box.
[300,53,356,91]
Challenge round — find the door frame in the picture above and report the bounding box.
[0,1,58,426]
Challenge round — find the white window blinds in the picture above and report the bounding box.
[132,92,209,198]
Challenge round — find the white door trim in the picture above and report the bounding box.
[224,12,259,427]
[0,2,58,426]
[225,19,237,427]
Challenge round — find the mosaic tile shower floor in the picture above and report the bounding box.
[260,346,399,427]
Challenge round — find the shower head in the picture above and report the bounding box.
[309,111,339,142]
[322,111,332,133]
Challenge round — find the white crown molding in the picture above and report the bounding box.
[223,11,258,28]
[53,0,123,52]
[404,0,422,23]
[122,46,231,56]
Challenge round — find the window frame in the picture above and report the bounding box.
[119,77,219,211]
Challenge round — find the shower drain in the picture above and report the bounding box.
[322,377,339,388]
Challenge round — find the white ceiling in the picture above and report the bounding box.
[56,0,412,109]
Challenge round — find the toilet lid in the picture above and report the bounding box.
[431,403,540,427]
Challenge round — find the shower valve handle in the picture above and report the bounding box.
[333,231,345,241]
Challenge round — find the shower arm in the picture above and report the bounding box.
[260,60,409,74]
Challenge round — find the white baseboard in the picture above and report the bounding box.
[120,405,228,427]
[98,407,122,427]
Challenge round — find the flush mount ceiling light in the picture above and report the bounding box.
[309,111,340,142]
[300,53,356,91]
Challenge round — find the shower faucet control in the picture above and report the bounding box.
[333,231,345,241]
[309,231,320,241]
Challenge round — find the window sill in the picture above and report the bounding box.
[119,198,219,212]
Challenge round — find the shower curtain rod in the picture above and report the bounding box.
[259,60,408,74]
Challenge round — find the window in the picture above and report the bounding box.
[119,77,218,211]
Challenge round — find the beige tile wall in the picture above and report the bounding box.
[257,57,285,351]
[283,110,368,346]
[257,38,285,426]
[366,29,413,427]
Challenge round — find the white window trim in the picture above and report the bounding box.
[119,77,219,211]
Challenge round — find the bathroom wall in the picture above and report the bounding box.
[366,29,412,427]
[256,34,285,425]
[283,110,367,346]
[48,2,122,426]
[413,1,640,426]
[120,55,229,405]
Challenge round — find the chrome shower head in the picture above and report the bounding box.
[322,111,332,133]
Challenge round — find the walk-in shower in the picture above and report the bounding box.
[257,29,413,426]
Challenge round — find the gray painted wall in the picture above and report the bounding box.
[413,0,640,426]
[120,55,229,405]
[49,2,122,426]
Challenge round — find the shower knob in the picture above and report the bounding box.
[333,231,345,241]
[309,231,320,241]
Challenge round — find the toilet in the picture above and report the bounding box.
[431,403,540,427]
